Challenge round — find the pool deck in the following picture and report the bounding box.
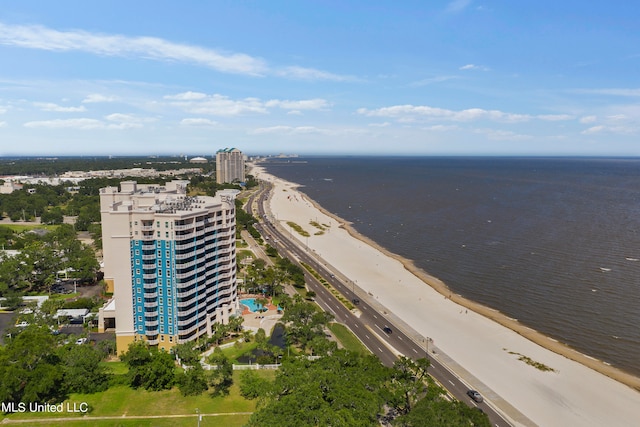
[240,295,282,334]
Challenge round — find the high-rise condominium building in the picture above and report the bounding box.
[216,148,245,184]
[99,180,239,353]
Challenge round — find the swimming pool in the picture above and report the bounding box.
[240,298,265,312]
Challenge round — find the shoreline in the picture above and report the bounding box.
[311,194,640,391]
[252,162,640,426]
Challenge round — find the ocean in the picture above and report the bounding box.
[261,156,640,377]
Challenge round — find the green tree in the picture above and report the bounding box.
[0,326,66,404]
[41,207,64,225]
[142,350,176,391]
[59,343,110,393]
[177,364,208,396]
[281,295,334,350]
[239,369,271,399]
[174,342,200,367]
[206,348,233,396]
[121,341,176,391]
[246,350,390,427]
[393,390,491,427]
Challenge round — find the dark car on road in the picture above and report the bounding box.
[383,326,392,334]
[467,389,483,403]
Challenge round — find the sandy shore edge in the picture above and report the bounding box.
[256,164,640,393]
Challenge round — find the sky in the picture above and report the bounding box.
[1,0,640,157]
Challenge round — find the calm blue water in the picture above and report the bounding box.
[240,298,264,312]
[262,156,640,377]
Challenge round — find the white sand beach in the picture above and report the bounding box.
[252,164,640,427]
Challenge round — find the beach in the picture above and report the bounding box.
[252,163,640,427]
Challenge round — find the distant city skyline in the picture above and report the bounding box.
[1,1,639,156]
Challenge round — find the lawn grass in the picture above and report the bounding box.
[8,414,252,427]
[219,340,259,363]
[2,371,264,425]
[328,322,370,355]
[0,223,59,232]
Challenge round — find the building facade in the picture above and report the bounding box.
[99,180,239,353]
[215,148,245,184]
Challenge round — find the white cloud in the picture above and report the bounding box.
[368,122,391,127]
[475,128,532,141]
[581,125,605,135]
[165,92,330,116]
[0,22,356,81]
[580,115,597,124]
[0,22,267,76]
[23,116,144,130]
[24,118,104,129]
[410,75,459,87]
[265,98,330,110]
[180,118,218,127]
[166,93,267,116]
[34,102,86,112]
[0,121,6,127]
[459,64,489,71]
[82,93,117,103]
[358,104,531,123]
[251,125,325,135]
[277,66,356,82]
[105,113,154,125]
[537,114,574,121]
[164,91,208,101]
[606,114,628,121]
[446,0,473,14]
[423,124,458,131]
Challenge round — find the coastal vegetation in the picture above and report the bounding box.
[300,261,355,310]
[286,221,310,237]
[505,349,556,372]
[309,220,326,235]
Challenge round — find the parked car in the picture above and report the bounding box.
[467,389,483,403]
[75,337,88,345]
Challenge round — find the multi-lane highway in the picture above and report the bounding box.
[245,181,512,427]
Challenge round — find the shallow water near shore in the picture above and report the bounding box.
[261,156,640,377]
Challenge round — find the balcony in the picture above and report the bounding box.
[144,300,158,309]
[176,271,196,281]
[175,251,194,261]
[177,305,199,318]
[175,242,195,251]
[174,223,193,231]
[176,299,197,309]
[177,287,197,299]
[175,232,195,241]
[143,273,157,280]
[143,282,158,290]
[140,224,154,231]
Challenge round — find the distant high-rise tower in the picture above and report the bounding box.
[216,148,245,184]
[99,180,239,353]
